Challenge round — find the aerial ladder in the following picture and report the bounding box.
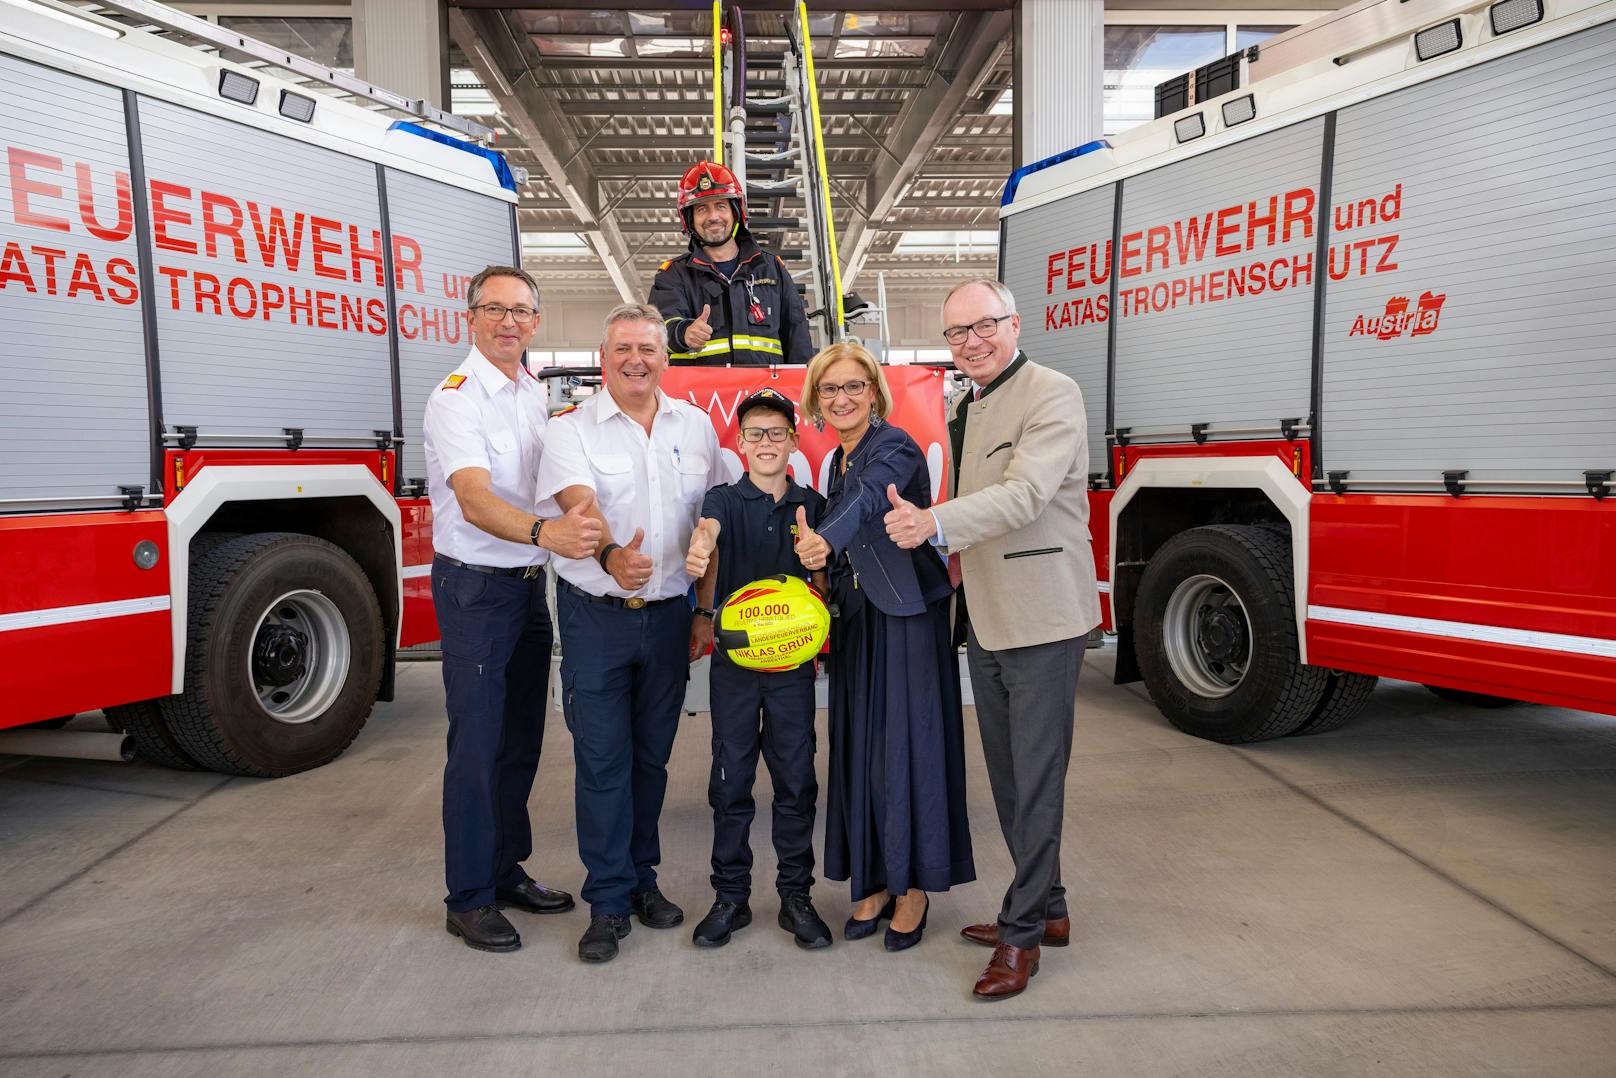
[713,1,878,352]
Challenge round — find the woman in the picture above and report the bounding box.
[795,343,974,951]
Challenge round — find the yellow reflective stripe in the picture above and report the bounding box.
[732,335,783,355]
[670,336,732,360]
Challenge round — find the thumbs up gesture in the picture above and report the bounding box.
[540,490,604,559]
[794,505,830,571]
[686,304,714,349]
[883,482,936,550]
[685,517,721,578]
[606,527,654,592]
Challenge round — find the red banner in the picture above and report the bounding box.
[661,365,952,504]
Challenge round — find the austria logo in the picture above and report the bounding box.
[1348,290,1446,339]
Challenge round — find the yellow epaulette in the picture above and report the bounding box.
[440,373,467,391]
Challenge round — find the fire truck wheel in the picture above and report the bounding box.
[1135,524,1329,743]
[1423,685,1521,709]
[1290,671,1379,736]
[105,701,203,770]
[161,532,383,777]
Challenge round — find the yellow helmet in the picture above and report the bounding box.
[715,575,830,672]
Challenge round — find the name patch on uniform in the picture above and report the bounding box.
[441,374,467,391]
[750,278,778,286]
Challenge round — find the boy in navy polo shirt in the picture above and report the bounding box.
[684,388,832,950]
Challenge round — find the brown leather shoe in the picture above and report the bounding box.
[973,943,1040,1000]
[960,915,1070,948]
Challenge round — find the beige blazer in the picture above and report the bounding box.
[931,355,1101,651]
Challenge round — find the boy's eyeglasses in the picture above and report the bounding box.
[739,427,792,443]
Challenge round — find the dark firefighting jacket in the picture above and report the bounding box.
[649,234,814,365]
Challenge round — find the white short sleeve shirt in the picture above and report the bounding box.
[537,387,725,599]
[423,346,555,568]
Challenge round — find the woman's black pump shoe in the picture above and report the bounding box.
[883,897,929,952]
[843,895,897,940]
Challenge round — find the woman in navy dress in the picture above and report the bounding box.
[795,343,974,951]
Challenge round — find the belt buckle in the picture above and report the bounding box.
[625,597,647,610]
[522,565,541,580]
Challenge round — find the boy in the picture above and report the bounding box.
[684,388,831,949]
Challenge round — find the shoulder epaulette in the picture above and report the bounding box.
[553,404,579,416]
[658,259,672,271]
[440,373,467,391]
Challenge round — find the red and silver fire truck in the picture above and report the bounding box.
[0,0,952,774]
[1001,0,1615,741]
[0,0,533,774]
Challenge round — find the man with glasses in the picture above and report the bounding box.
[423,264,603,953]
[882,278,1100,999]
[682,388,833,950]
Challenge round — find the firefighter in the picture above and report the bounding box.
[649,159,814,365]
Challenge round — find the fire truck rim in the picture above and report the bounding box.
[249,589,351,725]
[1161,573,1251,699]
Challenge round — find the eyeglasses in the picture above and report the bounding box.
[942,313,1013,346]
[739,426,793,443]
[473,304,538,325]
[816,379,869,400]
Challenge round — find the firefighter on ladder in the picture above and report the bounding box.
[650,160,814,365]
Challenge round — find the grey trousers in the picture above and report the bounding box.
[966,626,1085,950]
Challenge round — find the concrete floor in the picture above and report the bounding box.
[2,652,1615,1077]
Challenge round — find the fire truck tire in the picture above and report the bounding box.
[105,701,203,771]
[1290,671,1379,736]
[1423,685,1521,709]
[1135,524,1329,743]
[161,532,383,777]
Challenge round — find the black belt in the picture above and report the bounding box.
[436,554,544,580]
[562,580,684,611]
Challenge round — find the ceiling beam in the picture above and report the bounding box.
[557,98,904,116]
[839,9,1012,290]
[449,7,643,301]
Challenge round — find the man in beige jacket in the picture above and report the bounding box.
[884,277,1099,1000]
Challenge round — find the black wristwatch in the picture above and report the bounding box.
[693,607,715,620]
[529,518,545,547]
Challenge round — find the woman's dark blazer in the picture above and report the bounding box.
[816,420,952,617]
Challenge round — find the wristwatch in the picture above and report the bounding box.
[693,607,715,620]
[529,518,545,546]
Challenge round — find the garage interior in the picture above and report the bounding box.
[2,0,1615,1075]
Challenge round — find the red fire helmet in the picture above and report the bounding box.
[677,159,747,235]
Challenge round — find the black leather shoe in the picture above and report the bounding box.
[779,891,832,950]
[630,888,685,929]
[578,914,631,963]
[843,895,896,941]
[495,879,575,915]
[445,905,520,953]
[691,899,752,947]
[884,896,929,952]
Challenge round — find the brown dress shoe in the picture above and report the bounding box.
[960,915,1070,948]
[973,943,1040,1000]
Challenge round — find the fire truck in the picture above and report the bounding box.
[0,0,533,774]
[1001,0,1615,741]
[0,0,950,774]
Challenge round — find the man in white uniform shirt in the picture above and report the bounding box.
[423,265,601,954]
[537,302,726,964]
